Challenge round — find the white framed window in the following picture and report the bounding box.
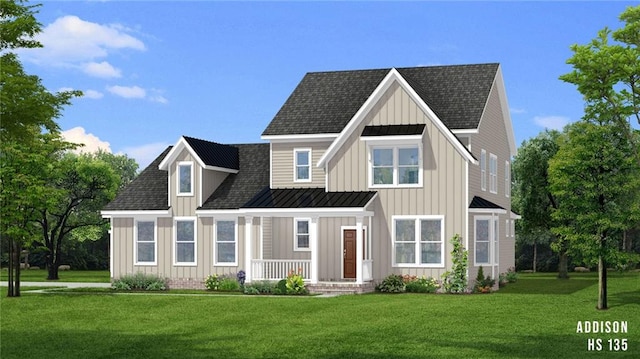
[480,150,487,191]
[489,154,498,194]
[370,145,421,187]
[135,220,156,265]
[392,216,444,267]
[294,218,310,251]
[505,160,511,198]
[177,161,193,196]
[474,216,499,266]
[214,219,237,265]
[505,219,510,238]
[294,149,311,182]
[174,217,196,265]
[511,219,515,238]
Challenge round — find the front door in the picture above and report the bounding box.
[343,229,365,279]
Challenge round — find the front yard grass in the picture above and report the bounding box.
[1,272,638,358]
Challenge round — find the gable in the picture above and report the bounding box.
[262,63,498,137]
[158,136,240,173]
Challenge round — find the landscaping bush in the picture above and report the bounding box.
[243,281,276,295]
[205,274,241,291]
[441,234,468,293]
[274,279,287,295]
[376,274,405,293]
[405,276,440,293]
[112,272,166,291]
[474,266,495,293]
[505,267,518,283]
[285,269,307,295]
[204,274,221,290]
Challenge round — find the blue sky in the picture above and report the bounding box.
[17,1,638,168]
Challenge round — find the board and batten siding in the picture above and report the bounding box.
[170,149,199,217]
[270,142,329,188]
[326,80,468,281]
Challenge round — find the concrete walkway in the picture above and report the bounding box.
[0,281,111,288]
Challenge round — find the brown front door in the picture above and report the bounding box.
[343,229,366,279]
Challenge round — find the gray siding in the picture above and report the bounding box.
[201,169,228,207]
[271,142,329,188]
[170,149,199,217]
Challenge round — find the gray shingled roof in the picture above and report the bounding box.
[469,196,505,210]
[361,124,426,136]
[243,187,377,209]
[103,146,172,211]
[199,143,270,210]
[262,63,499,136]
[183,136,239,170]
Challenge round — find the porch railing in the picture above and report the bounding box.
[251,259,311,281]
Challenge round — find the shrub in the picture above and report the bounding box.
[219,277,240,291]
[405,276,440,293]
[243,281,275,295]
[205,273,242,291]
[285,269,307,294]
[376,274,405,293]
[474,266,495,293]
[441,234,468,293]
[112,272,166,291]
[204,274,221,291]
[505,267,518,283]
[274,279,287,295]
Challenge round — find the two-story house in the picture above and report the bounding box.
[102,63,518,292]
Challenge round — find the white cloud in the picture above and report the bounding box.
[120,142,171,169]
[107,85,146,99]
[83,89,104,99]
[82,61,122,78]
[533,115,570,130]
[61,127,111,154]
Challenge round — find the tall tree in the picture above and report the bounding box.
[512,131,567,276]
[0,0,79,296]
[37,154,119,280]
[549,122,640,310]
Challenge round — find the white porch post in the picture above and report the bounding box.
[310,216,319,284]
[244,216,253,283]
[356,216,364,285]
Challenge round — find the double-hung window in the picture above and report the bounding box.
[489,154,498,194]
[175,218,196,265]
[370,146,421,187]
[474,216,499,265]
[294,149,311,182]
[393,216,444,267]
[480,150,487,191]
[215,220,237,265]
[505,161,511,198]
[294,218,310,251]
[177,161,193,196]
[135,220,156,265]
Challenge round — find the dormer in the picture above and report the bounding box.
[158,136,239,215]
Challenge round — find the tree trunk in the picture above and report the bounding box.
[7,238,14,297]
[597,255,608,310]
[15,241,21,297]
[557,251,569,279]
[532,240,537,273]
[46,233,60,280]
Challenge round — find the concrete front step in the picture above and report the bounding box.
[307,282,376,295]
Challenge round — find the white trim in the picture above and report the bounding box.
[340,225,368,281]
[480,149,487,192]
[240,208,375,217]
[391,215,445,268]
[317,68,477,168]
[174,216,197,266]
[134,219,157,266]
[474,216,492,266]
[101,210,171,218]
[505,160,511,198]
[214,218,238,266]
[469,208,507,215]
[293,218,311,251]
[310,216,319,284]
[109,219,114,279]
[495,66,517,156]
[261,133,339,142]
[451,129,479,135]
[293,148,312,183]
[196,209,242,216]
[177,161,194,197]
[510,211,522,220]
[198,166,203,207]
[360,135,423,143]
[269,142,273,188]
[464,161,470,281]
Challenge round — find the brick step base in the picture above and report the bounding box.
[307,282,376,295]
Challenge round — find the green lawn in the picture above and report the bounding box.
[1,272,638,358]
[0,269,110,283]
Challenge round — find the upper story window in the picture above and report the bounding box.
[480,150,487,191]
[489,154,498,194]
[294,149,311,182]
[370,145,421,187]
[505,161,511,198]
[177,161,193,196]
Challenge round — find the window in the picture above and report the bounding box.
[370,146,421,187]
[475,216,499,265]
[177,162,193,196]
[480,150,486,191]
[294,219,310,251]
[505,219,510,238]
[505,161,511,197]
[393,216,444,267]
[175,218,196,265]
[489,154,498,194]
[135,220,156,265]
[294,149,311,182]
[215,220,236,265]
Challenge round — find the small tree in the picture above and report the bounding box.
[441,234,468,293]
